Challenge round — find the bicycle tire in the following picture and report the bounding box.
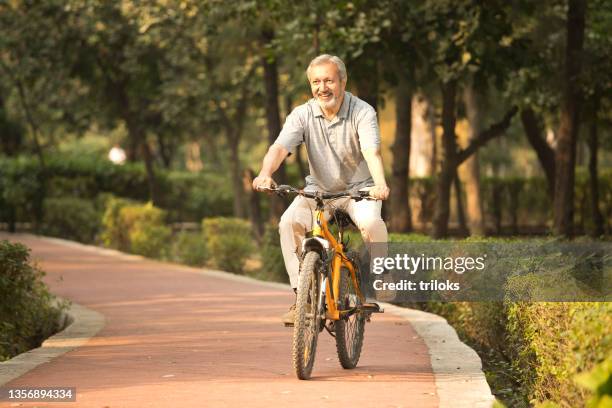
[292,251,323,380]
[335,259,365,369]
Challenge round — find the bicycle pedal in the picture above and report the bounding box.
[361,303,384,313]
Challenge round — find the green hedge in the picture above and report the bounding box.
[41,197,101,243]
[386,234,612,407]
[0,154,233,227]
[507,302,611,406]
[2,154,609,236]
[171,231,207,267]
[202,217,254,274]
[258,223,289,283]
[101,197,171,259]
[415,301,611,407]
[0,240,67,361]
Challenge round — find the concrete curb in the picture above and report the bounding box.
[380,304,495,408]
[3,234,495,406]
[0,301,105,386]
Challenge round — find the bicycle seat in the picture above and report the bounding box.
[328,209,355,229]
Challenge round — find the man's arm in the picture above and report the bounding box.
[362,147,390,200]
[252,143,290,190]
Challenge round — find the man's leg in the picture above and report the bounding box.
[345,199,389,300]
[278,196,316,324]
[345,198,388,246]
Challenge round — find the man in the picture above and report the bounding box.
[252,54,389,324]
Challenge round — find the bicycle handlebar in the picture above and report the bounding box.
[257,185,375,201]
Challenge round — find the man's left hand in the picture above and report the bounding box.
[368,185,390,200]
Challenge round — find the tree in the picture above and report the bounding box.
[553,0,587,237]
[422,1,521,238]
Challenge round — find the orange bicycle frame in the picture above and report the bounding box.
[311,208,365,321]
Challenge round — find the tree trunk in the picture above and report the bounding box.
[453,171,469,236]
[553,0,586,237]
[229,135,245,218]
[286,95,307,181]
[389,77,412,232]
[410,94,436,177]
[352,54,378,112]
[127,138,139,162]
[15,79,45,169]
[140,140,159,205]
[125,115,159,205]
[521,108,555,199]
[588,104,604,237]
[462,85,485,236]
[432,80,458,239]
[313,9,321,55]
[243,168,263,239]
[431,87,516,238]
[156,133,172,169]
[492,184,503,235]
[262,29,287,221]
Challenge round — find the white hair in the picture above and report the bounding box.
[306,54,347,82]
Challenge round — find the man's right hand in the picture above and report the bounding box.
[252,175,277,191]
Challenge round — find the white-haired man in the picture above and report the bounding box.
[253,54,389,325]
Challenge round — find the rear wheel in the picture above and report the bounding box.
[292,251,323,380]
[335,263,365,369]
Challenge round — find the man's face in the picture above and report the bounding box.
[309,62,346,111]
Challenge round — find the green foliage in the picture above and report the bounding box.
[202,217,254,274]
[506,302,612,407]
[100,196,135,251]
[0,240,67,361]
[120,203,171,259]
[413,298,612,407]
[161,171,233,222]
[171,231,207,267]
[0,156,44,227]
[41,197,100,243]
[394,234,612,406]
[258,223,289,283]
[575,357,612,408]
[0,155,233,226]
[101,198,171,259]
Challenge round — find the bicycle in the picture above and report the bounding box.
[261,185,383,380]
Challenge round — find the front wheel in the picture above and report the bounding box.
[292,251,323,380]
[335,263,366,369]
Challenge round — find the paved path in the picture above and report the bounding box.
[0,233,490,408]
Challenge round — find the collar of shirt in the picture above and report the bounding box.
[311,92,351,122]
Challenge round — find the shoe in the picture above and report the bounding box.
[282,303,296,326]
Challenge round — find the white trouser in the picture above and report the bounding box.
[278,195,388,288]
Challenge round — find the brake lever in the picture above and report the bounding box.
[274,184,294,196]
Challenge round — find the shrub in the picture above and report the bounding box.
[0,240,67,361]
[41,197,101,243]
[100,196,135,251]
[258,223,289,283]
[575,357,612,408]
[393,235,612,407]
[506,302,612,407]
[120,203,171,259]
[0,156,44,228]
[101,198,171,259]
[202,217,254,274]
[171,231,207,266]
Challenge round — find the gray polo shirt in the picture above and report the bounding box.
[274,92,380,193]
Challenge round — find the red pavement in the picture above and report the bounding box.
[0,233,438,408]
